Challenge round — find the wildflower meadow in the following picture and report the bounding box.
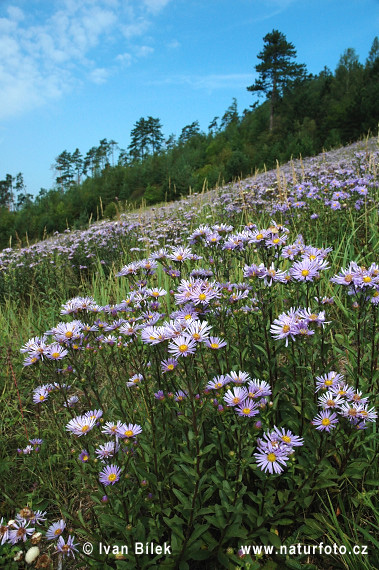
[1,138,378,569]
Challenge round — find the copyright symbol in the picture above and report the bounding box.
[83,542,93,555]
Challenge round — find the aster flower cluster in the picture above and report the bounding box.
[331,261,379,304]
[65,410,103,436]
[32,382,72,405]
[206,371,271,418]
[17,438,43,455]
[0,508,45,546]
[0,509,78,562]
[65,410,142,486]
[254,427,304,474]
[188,220,290,253]
[312,371,377,431]
[270,307,327,346]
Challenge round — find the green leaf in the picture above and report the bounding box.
[268,532,281,548]
[275,518,293,525]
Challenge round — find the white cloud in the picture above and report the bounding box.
[150,73,254,91]
[116,52,133,66]
[167,39,180,49]
[142,0,172,14]
[136,45,154,57]
[89,68,110,84]
[0,0,172,120]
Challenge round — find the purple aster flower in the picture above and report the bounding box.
[292,320,315,337]
[312,410,339,432]
[102,420,123,436]
[33,386,49,404]
[84,409,103,421]
[56,535,79,558]
[205,336,227,350]
[66,415,96,437]
[315,371,344,392]
[116,423,142,439]
[225,371,250,385]
[78,450,90,463]
[236,399,260,417]
[223,387,248,407]
[0,518,11,545]
[46,520,66,541]
[161,358,178,373]
[206,375,229,390]
[290,258,328,282]
[95,441,119,460]
[45,343,68,361]
[246,379,272,399]
[154,390,165,400]
[330,383,355,400]
[270,311,297,346]
[99,464,122,486]
[272,427,304,449]
[254,442,289,474]
[185,320,212,342]
[318,392,344,410]
[8,520,35,544]
[168,335,197,358]
[174,390,188,402]
[126,373,144,387]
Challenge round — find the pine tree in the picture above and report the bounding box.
[247,29,306,130]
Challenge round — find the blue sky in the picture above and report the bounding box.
[1,0,378,196]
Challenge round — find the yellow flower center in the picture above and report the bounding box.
[54,528,63,536]
[179,344,188,353]
[211,343,219,349]
[273,238,280,244]
[65,331,73,338]
[232,397,240,404]
[167,364,174,370]
[267,453,276,462]
[309,254,316,260]
[282,435,291,443]
[256,233,263,240]
[326,400,335,407]
[184,314,192,320]
[108,473,117,482]
[282,325,290,333]
[51,352,60,359]
[193,333,200,340]
[325,380,333,386]
[39,395,46,401]
[321,418,330,426]
[176,255,183,261]
[301,269,309,276]
[363,276,372,283]
[199,293,206,301]
[242,408,251,415]
[81,425,90,432]
[82,455,89,461]
[348,409,357,416]
[152,291,160,297]
[360,410,368,417]
[124,430,133,437]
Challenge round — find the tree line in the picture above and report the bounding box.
[0,32,378,249]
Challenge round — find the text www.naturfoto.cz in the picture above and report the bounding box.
[240,543,368,556]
